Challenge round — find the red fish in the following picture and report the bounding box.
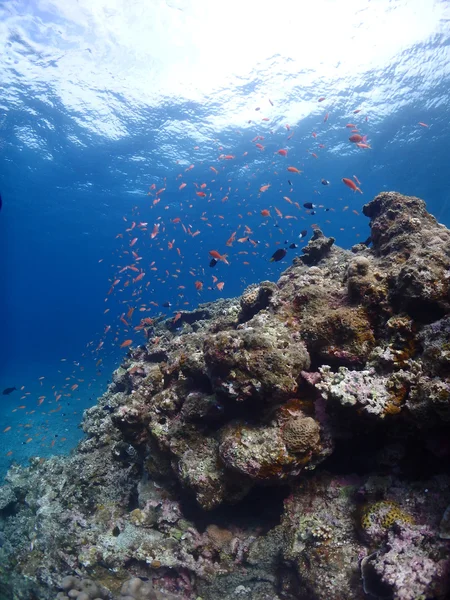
[277,149,288,156]
[209,250,229,264]
[342,178,362,193]
[120,340,133,348]
[349,134,367,143]
[287,166,302,174]
[259,184,270,192]
[261,209,271,217]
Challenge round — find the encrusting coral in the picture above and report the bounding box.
[1,192,450,600]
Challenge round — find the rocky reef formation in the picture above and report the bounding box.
[1,192,450,600]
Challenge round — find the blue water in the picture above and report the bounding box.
[1,0,449,477]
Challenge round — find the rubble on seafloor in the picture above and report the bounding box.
[1,191,450,600]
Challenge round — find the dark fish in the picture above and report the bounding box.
[209,258,218,267]
[321,179,329,185]
[288,180,292,186]
[303,202,315,209]
[310,210,316,215]
[270,248,287,262]
[299,230,308,239]
[2,387,16,395]
[289,243,298,249]
[162,301,172,308]
[363,235,372,247]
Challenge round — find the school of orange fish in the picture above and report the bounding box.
[2,98,430,456]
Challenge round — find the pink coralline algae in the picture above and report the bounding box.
[0,192,450,600]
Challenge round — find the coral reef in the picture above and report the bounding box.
[1,192,450,600]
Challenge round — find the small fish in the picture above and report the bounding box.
[299,230,308,239]
[209,258,218,267]
[303,202,316,209]
[349,134,367,143]
[288,180,292,186]
[287,166,302,174]
[321,179,330,185]
[342,178,362,193]
[208,250,229,264]
[261,209,271,217]
[259,184,271,192]
[0,192,2,211]
[216,282,225,291]
[162,301,172,308]
[2,387,16,395]
[289,243,298,249]
[270,248,287,262]
[277,149,288,156]
[120,340,133,348]
[318,97,326,102]
[418,122,429,127]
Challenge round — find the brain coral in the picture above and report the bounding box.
[281,416,321,454]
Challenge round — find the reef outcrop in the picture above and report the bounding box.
[1,192,450,600]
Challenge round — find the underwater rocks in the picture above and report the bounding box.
[1,191,450,600]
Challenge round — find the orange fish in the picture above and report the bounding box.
[150,224,160,239]
[346,123,356,128]
[287,166,302,174]
[259,184,271,192]
[216,282,225,291]
[133,272,145,283]
[210,166,219,174]
[3,426,11,433]
[261,209,271,217]
[418,122,428,127]
[223,155,235,160]
[342,178,362,193]
[196,191,207,197]
[277,149,288,156]
[120,339,133,348]
[318,97,326,102]
[194,280,203,290]
[226,231,236,247]
[70,384,79,391]
[179,183,187,190]
[349,134,367,143]
[323,112,329,122]
[208,250,229,264]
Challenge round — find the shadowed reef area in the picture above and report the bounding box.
[1,192,450,600]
